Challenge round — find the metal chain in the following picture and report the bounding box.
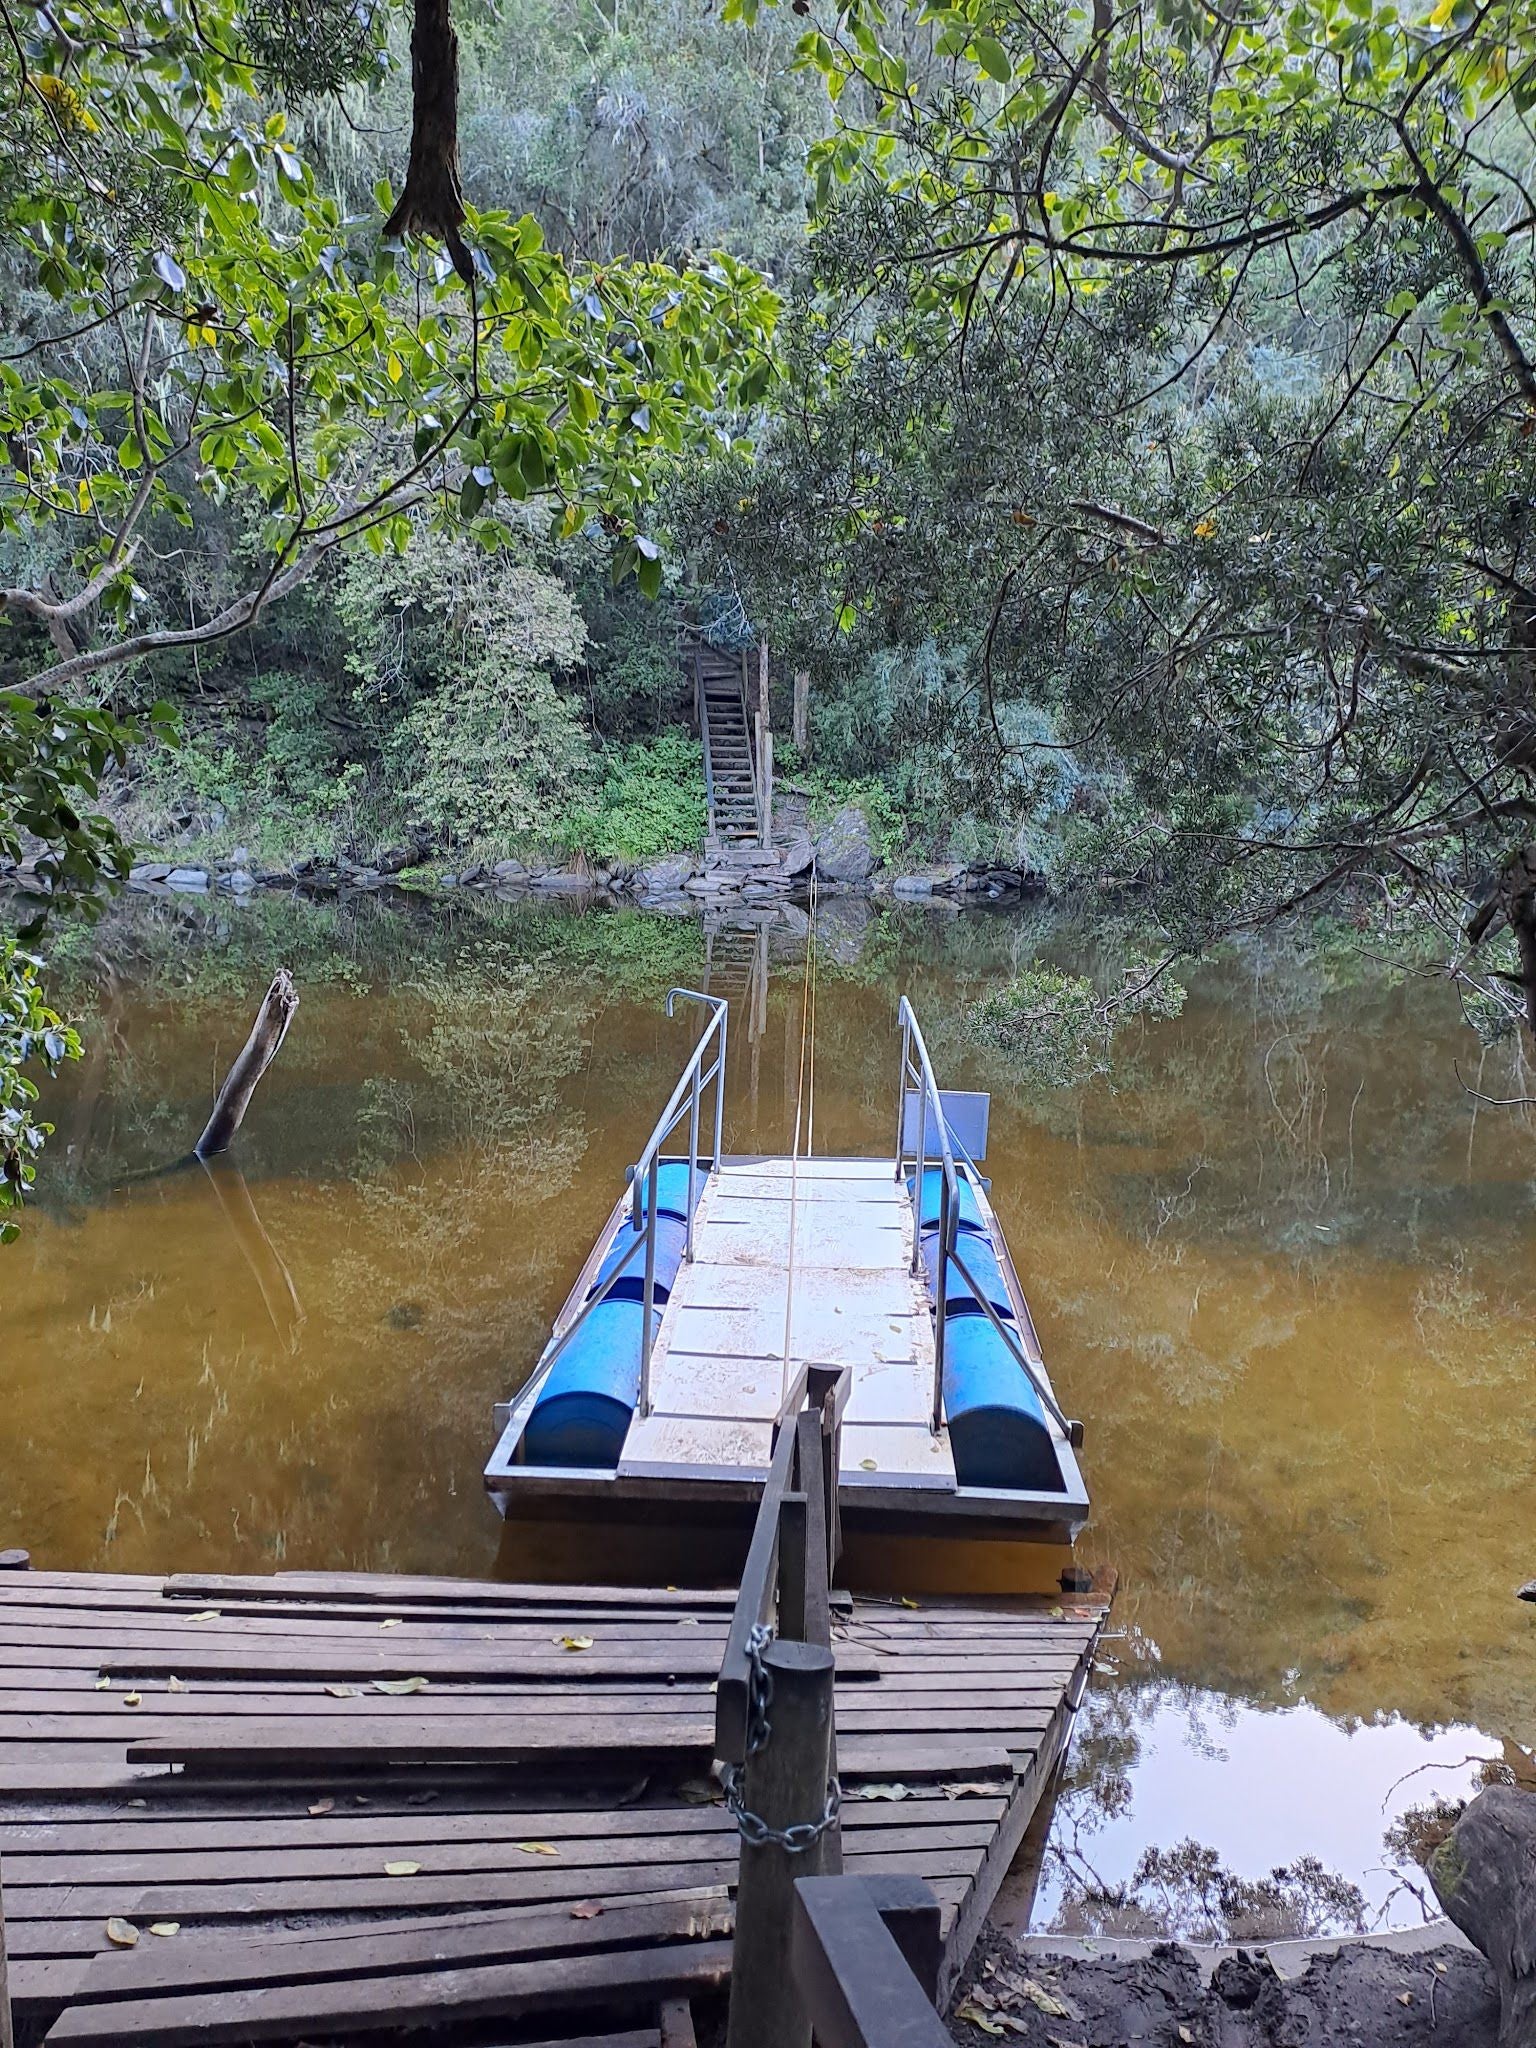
[718,1623,842,1854]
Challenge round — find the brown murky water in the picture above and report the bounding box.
[5,888,1534,1929]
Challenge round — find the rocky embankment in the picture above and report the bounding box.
[98,802,1047,912]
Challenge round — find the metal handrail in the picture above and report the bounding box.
[895,998,1075,1443]
[537,987,728,1424]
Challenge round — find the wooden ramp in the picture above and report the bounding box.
[623,1156,954,1489]
[0,1567,1109,2044]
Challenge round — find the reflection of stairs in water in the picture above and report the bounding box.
[704,917,762,1007]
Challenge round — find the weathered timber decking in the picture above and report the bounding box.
[0,1566,1109,2045]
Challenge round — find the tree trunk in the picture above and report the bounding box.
[383,0,472,283]
[1428,1786,1536,2048]
[195,971,298,1160]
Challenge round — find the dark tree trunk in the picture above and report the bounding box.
[195,971,299,1160]
[382,0,473,283]
[1429,1786,1536,2048]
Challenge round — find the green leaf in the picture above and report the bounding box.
[972,35,1011,83]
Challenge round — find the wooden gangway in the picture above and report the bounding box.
[0,1561,1110,2044]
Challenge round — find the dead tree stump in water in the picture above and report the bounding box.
[1429,1785,1536,2048]
[195,971,298,1160]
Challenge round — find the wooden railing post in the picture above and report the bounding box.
[724,1639,838,2048]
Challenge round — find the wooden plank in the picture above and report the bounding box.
[57,1895,734,2003]
[163,1574,738,1610]
[123,1714,715,1766]
[1,1794,1006,1857]
[43,1938,733,2045]
[4,1820,997,1888]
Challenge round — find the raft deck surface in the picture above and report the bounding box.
[0,1565,1109,2045]
[622,1155,954,1487]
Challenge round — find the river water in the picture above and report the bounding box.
[6,888,1534,1936]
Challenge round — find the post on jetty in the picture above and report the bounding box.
[721,1369,848,2048]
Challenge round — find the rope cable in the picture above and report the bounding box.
[779,865,819,1406]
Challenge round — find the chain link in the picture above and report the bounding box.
[719,1623,842,1854]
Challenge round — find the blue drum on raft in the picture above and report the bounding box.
[521,1163,706,1469]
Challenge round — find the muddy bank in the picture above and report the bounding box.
[951,1930,1497,2047]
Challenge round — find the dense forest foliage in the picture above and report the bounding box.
[3,0,1536,1214]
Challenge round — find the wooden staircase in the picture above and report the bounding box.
[693,643,762,847]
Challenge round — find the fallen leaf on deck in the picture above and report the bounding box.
[384,1860,422,1877]
[677,1616,699,1626]
[957,2005,1003,2036]
[372,1676,429,1695]
[1179,2028,1196,2044]
[148,1923,180,1938]
[406,1790,441,1806]
[1021,1980,1073,2019]
[324,1684,361,1699]
[554,1635,594,1652]
[94,1677,110,1691]
[1048,1606,1065,1619]
[105,1919,139,1948]
[515,1841,560,1856]
[943,1782,1002,1798]
[126,1798,147,1809]
[352,1794,371,1805]
[1434,1962,1448,1975]
[899,1596,920,1609]
[849,1782,909,1800]
[166,1676,186,1692]
[570,1901,604,1918]
[1397,1992,1414,2007]
[308,1799,335,1816]
[379,1618,403,1629]
[859,1458,878,1471]
[122,1691,142,1708]
[678,1779,721,1805]
[190,1611,219,1622]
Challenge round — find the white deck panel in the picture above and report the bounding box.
[619,1155,956,1490]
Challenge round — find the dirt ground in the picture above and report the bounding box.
[949,1930,1499,2046]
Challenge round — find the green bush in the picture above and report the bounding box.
[559,731,707,864]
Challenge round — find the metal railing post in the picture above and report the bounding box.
[910,1078,927,1275]
[639,1153,660,1418]
[685,1070,701,1262]
[714,1006,729,1166]
[933,1177,950,1432]
[894,1014,910,1176]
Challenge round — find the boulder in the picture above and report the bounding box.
[129,862,172,884]
[892,874,933,898]
[493,858,528,882]
[777,827,814,878]
[220,869,256,893]
[814,805,874,885]
[815,893,871,964]
[531,871,592,893]
[638,854,697,895]
[166,867,210,891]
[1430,1785,1536,2047]
[458,862,489,886]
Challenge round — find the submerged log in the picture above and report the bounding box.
[1429,1785,1536,2047]
[195,970,298,1161]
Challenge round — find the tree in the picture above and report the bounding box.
[0,0,777,1217]
[720,0,1536,1039]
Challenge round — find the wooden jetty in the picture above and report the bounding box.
[0,990,1114,2046]
[0,1552,1109,2044]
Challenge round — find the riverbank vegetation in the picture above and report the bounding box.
[4,0,1536,1207]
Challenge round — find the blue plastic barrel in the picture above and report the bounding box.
[906,1166,985,1234]
[921,1228,1016,1320]
[523,1298,660,1469]
[629,1159,706,1223]
[590,1213,689,1304]
[943,1315,1062,1491]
